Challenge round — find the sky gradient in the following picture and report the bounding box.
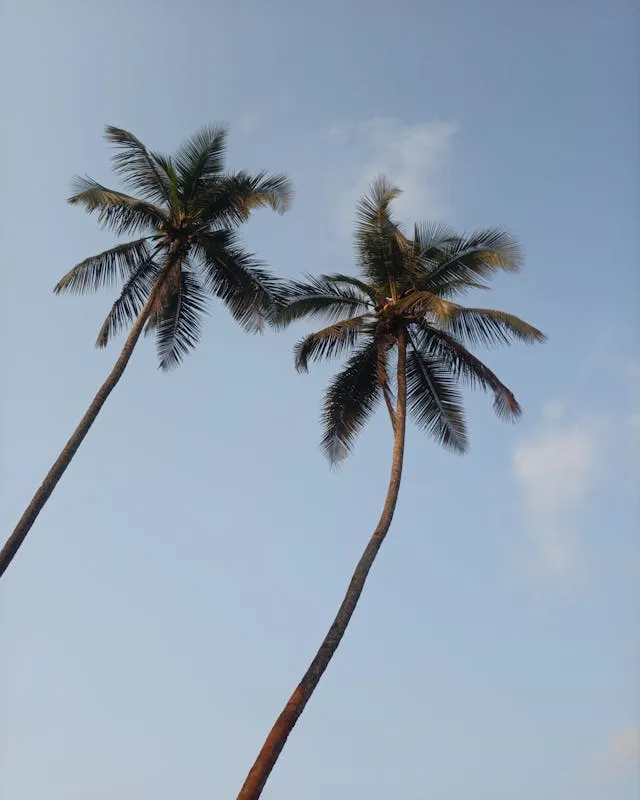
[1,1,638,799]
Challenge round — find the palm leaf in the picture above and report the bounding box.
[415,323,521,419]
[104,126,171,205]
[355,177,408,292]
[421,228,522,295]
[68,177,166,236]
[194,231,280,332]
[431,302,546,347]
[412,221,457,254]
[96,254,160,347]
[154,268,209,370]
[276,275,372,328]
[54,238,152,295]
[323,274,383,306]
[197,171,293,225]
[294,316,372,372]
[405,335,468,453]
[175,125,227,203]
[321,337,382,464]
[149,152,181,213]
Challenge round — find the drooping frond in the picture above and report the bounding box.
[194,230,280,332]
[414,323,521,420]
[355,176,408,291]
[54,238,152,295]
[68,177,166,236]
[95,255,161,347]
[294,316,372,372]
[104,126,171,205]
[276,275,373,328]
[419,228,523,296]
[154,267,209,370]
[175,125,227,203]
[405,334,468,453]
[198,171,293,225]
[321,337,382,464]
[429,301,546,347]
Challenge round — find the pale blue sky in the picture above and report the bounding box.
[1,1,638,798]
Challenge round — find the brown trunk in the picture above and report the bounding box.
[236,331,408,800]
[0,287,161,579]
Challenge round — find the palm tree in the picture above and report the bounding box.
[236,177,545,800]
[0,125,292,579]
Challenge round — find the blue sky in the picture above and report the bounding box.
[1,1,638,798]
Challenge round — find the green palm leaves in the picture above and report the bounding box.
[277,177,545,462]
[57,125,293,369]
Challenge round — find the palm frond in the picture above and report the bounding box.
[420,228,523,295]
[355,177,409,292]
[154,268,209,370]
[194,230,280,332]
[294,316,372,372]
[104,126,171,205]
[96,255,160,347]
[323,273,383,306]
[197,171,293,224]
[405,334,468,453]
[175,125,227,203]
[68,177,166,235]
[415,323,521,419]
[54,238,152,295]
[321,337,382,464]
[149,152,181,213]
[276,275,373,329]
[431,302,546,347]
[355,176,403,232]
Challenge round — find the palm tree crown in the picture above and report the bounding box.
[278,177,545,462]
[56,125,293,368]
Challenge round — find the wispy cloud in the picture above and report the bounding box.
[513,411,602,575]
[329,118,457,229]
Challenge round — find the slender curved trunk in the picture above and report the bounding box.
[236,331,408,800]
[0,288,161,579]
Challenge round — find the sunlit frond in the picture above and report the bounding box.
[430,301,546,347]
[198,171,293,225]
[68,177,166,235]
[420,228,522,295]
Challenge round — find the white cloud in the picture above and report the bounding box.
[330,117,457,229]
[513,421,600,575]
[604,726,640,770]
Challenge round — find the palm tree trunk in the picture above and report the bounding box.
[0,288,161,579]
[236,330,408,800]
